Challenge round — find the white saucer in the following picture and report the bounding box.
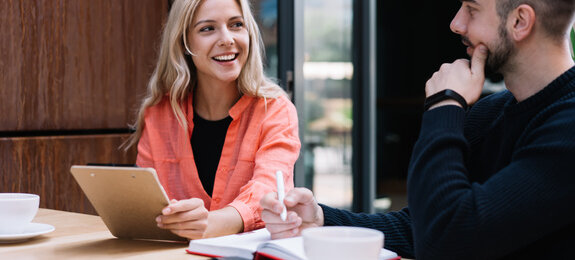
[0,223,55,243]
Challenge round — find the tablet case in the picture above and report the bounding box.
[70,165,187,241]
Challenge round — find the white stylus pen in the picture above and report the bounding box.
[275,170,287,221]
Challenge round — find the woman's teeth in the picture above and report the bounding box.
[213,54,236,61]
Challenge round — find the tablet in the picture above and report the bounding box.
[70,165,187,241]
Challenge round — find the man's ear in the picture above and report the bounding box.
[508,4,536,41]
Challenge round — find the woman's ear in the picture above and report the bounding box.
[508,4,536,41]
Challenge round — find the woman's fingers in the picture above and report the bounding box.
[162,198,204,215]
[158,205,208,224]
[156,198,209,238]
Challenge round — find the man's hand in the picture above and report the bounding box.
[260,188,324,239]
[425,44,488,109]
[156,198,209,239]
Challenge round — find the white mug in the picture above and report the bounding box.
[0,193,40,234]
[302,226,384,260]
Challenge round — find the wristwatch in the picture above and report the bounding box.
[423,89,468,111]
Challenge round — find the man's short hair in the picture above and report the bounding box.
[496,0,575,40]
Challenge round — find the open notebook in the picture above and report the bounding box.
[186,228,399,260]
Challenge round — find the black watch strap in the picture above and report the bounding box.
[423,89,468,111]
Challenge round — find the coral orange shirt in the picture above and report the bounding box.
[136,94,300,231]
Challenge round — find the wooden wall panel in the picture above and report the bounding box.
[0,134,137,214]
[0,0,167,131]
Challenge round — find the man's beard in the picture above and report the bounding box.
[461,23,514,80]
[488,23,514,74]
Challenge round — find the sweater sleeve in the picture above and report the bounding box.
[321,204,415,258]
[407,105,575,259]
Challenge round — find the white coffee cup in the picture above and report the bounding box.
[302,226,384,260]
[0,193,40,234]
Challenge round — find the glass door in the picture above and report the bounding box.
[252,0,278,78]
[256,0,376,212]
[297,0,354,210]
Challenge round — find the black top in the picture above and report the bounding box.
[191,112,233,197]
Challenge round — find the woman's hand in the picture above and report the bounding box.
[156,198,209,239]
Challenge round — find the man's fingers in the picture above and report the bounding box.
[270,229,300,240]
[471,44,488,77]
[261,209,280,223]
[262,210,300,224]
[265,221,299,234]
[263,210,302,239]
[284,188,314,207]
[260,192,281,212]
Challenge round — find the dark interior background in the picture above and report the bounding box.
[376,2,466,198]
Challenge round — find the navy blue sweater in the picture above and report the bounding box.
[322,66,575,259]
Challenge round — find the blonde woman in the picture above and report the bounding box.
[125,0,300,239]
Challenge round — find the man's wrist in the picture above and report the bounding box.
[315,201,325,226]
[428,99,461,110]
[424,89,468,111]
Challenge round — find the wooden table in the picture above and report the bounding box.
[0,208,208,259]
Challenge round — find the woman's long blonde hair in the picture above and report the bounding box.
[124,0,285,150]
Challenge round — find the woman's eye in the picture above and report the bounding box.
[199,26,214,32]
[231,21,244,28]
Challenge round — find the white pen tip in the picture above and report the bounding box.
[275,170,287,221]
